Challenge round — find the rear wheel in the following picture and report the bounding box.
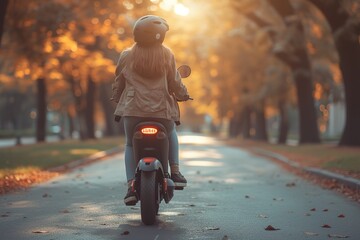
[140,171,158,225]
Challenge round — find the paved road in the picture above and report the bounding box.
[1,134,359,240]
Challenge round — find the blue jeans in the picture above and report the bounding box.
[123,116,179,182]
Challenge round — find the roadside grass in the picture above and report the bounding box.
[0,137,124,177]
[229,139,360,176]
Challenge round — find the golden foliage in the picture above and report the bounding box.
[0,0,347,131]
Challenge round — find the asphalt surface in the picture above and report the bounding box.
[1,134,359,240]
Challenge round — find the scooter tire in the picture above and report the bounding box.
[140,171,158,225]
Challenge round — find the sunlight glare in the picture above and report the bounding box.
[70,149,100,155]
[184,160,223,167]
[7,200,36,208]
[178,135,219,145]
[174,3,190,16]
[160,211,183,216]
[160,0,190,16]
[160,0,176,11]
[181,150,222,159]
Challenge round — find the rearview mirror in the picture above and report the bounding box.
[177,65,191,78]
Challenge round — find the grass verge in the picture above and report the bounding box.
[228,139,360,179]
[0,137,124,177]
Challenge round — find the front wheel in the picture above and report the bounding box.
[140,171,158,225]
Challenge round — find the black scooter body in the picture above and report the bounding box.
[132,122,175,211]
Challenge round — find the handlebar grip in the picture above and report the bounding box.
[177,97,193,102]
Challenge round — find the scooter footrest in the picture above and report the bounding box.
[175,186,184,190]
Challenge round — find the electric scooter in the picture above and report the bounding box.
[131,65,191,225]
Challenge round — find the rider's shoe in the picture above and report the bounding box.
[124,187,138,206]
[171,172,187,187]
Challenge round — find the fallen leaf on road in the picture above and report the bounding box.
[328,234,350,238]
[323,209,329,212]
[265,225,280,231]
[222,235,229,240]
[60,209,70,213]
[286,182,296,187]
[121,231,130,235]
[1,214,9,217]
[245,195,250,198]
[337,214,345,218]
[304,231,319,236]
[310,208,316,211]
[42,193,51,198]
[205,227,220,231]
[273,197,284,201]
[322,224,331,228]
[32,230,49,234]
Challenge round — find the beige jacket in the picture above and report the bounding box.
[111,50,189,122]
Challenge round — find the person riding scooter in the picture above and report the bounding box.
[110,15,190,205]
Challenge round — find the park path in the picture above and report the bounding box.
[0,133,359,240]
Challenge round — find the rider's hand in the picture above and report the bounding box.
[177,95,193,102]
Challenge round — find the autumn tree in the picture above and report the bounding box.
[256,0,320,144]
[58,0,155,139]
[4,0,73,142]
[307,0,360,146]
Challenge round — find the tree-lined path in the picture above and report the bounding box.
[1,134,359,240]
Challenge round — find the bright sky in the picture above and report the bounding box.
[158,0,190,16]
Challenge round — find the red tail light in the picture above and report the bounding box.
[143,157,156,163]
[141,127,158,135]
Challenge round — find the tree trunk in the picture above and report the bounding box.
[266,0,320,144]
[229,111,243,138]
[67,110,74,138]
[254,104,268,141]
[68,76,87,140]
[309,0,360,146]
[242,106,252,139]
[293,69,320,143]
[85,76,96,139]
[228,116,236,138]
[36,78,47,142]
[337,33,360,146]
[277,99,288,144]
[0,0,9,47]
[99,83,115,136]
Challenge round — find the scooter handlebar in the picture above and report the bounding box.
[177,95,193,102]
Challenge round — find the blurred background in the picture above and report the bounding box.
[0,0,359,146]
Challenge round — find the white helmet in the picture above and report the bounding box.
[133,15,169,46]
